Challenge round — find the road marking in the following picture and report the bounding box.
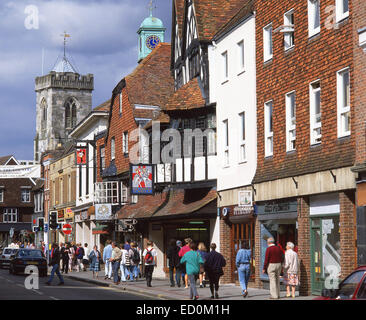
[32,290,43,295]
[49,296,60,300]
[16,284,24,288]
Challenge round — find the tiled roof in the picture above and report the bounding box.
[194,0,245,41]
[117,192,168,220]
[144,112,170,130]
[213,0,254,40]
[125,43,174,110]
[0,155,13,165]
[151,188,217,218]
[93,100,111,112]
[165,77,206,111]
[117,188,217,220]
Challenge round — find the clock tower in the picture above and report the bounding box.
[137,3,166,63]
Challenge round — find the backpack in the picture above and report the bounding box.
[132,249,140,264]
[145,249,154,264]
[76,247,80,256]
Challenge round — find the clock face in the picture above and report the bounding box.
[146,35,161,50]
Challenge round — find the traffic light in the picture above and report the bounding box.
[49,211,58,230]
[38,217,44,232]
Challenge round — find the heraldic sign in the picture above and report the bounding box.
[130,164,154,195]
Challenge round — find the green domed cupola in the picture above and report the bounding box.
[137,2,166,63]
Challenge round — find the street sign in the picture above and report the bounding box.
[44,224,48,232]
[62,223,72,235]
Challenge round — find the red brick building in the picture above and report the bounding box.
[253,0,357,295]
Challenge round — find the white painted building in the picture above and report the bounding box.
[69,104,109,250]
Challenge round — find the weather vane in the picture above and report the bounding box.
[60,31,71,58]
[148,0,157,17]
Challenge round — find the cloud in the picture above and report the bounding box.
[0,0,172,160]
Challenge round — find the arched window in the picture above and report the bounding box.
[65,98,78,129]
[41,99,47,130]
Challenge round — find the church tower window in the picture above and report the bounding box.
[65,98,78,129]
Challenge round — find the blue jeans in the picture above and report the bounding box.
[238,264,251,293]
[120,264,133,281]
[188,274,198,298]
[132,265,140,279]
[47,264,64,284]
[112,261,120,283]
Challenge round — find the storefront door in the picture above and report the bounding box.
[310,216,341,295]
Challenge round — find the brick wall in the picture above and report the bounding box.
[254,0,355,184]
[353,0,366,165]
[297,196,311,296]
[339,190,357,277]
[219,218,232,283]
[254,217,263,288]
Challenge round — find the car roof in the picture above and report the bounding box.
[356,266,366,271]
[4,247,18,250]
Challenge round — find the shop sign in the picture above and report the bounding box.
[81,211,88,220]
[238,190,252,207]
[95,204,113,221]
[58,209,65,221]
[65,208,74,219]
[76,148,87,165]
[257,200,297,215]
[234,206,254,216]
[130,164,154,195]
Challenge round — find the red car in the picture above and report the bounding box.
[314,266,366,300]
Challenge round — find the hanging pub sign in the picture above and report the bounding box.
[238,190,252,207]
[95,204,113,221]
[76,148,87,165]
[130,164,154,195]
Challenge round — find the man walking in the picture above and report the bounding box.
[109,242,122,285]
[76,243,85,272]
[46,243,64,286]
[262,237,284,299]
[103,240,113,280]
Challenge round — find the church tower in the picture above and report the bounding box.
[34,33,94,161]
[137,1,166,63]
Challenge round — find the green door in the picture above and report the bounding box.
[310,216,341,295]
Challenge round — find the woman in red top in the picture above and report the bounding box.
[179,238,192,289]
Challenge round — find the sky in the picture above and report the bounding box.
[0,0,172,160]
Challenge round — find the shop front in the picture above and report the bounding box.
[309,193,341,295]
[256,199,298,286]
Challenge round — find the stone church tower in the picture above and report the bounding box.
[34,43,94,161]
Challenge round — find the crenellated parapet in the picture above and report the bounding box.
[35,71,94,91]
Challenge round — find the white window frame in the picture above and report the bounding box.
[308,0,321,37]
[263,23,273,62]
[221,51,229,82]
[94,182,119,205]
[337,67,351,138]
[223,119,229,167]
[3,209,17,223]
[21,189,31,203]
[123,132,129,154]
[265,101,274,157]
[119,92,123,114]
[336,0,349,22]
[239,112,246,163]
[121,187,128,204]
[310,80,322,145]
[111,137,115,160]
[131,194,138,204]
[237,40,245,73]
[284,10,295,51]
[0,189,3,203]
[286,91,296,152]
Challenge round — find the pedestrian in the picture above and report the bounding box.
[120,244,133,282]
[46,243,64,286]
[197,242,208,288]
[89,245,102,278]
[109,242,122,285]
[68,243,75,272]
[262,237,284,299]
[180,242,204,300]
[83,243,90,271]
[76,243,85,272]
[236,240,251,298]
[61,243,70,274]
[204,243,226,299]
[130,242,141,281]
[284,242,299,298]
[166,239,181,287]
[103,240,113,280]
[179,238,192,289]
[143,240,157,287]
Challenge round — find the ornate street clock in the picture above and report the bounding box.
[146,35,161,50]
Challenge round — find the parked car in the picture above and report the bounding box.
[9,249,47,277]
[314,266,366,300]
[0,248,19,269]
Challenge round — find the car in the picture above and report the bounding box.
[9,249,48,277]
[314,266,366,300]
[0,248,19,269]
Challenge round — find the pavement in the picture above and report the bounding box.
[63,269,316,300]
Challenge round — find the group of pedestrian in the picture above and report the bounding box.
[9,241,36,249]
[58,242,90,274]
[167,237,226,300]
[102,240,144,285]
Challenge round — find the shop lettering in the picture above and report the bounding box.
[264,203,290,213]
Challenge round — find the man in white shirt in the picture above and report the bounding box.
[142,240,157,287]
[83,243,90,271]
